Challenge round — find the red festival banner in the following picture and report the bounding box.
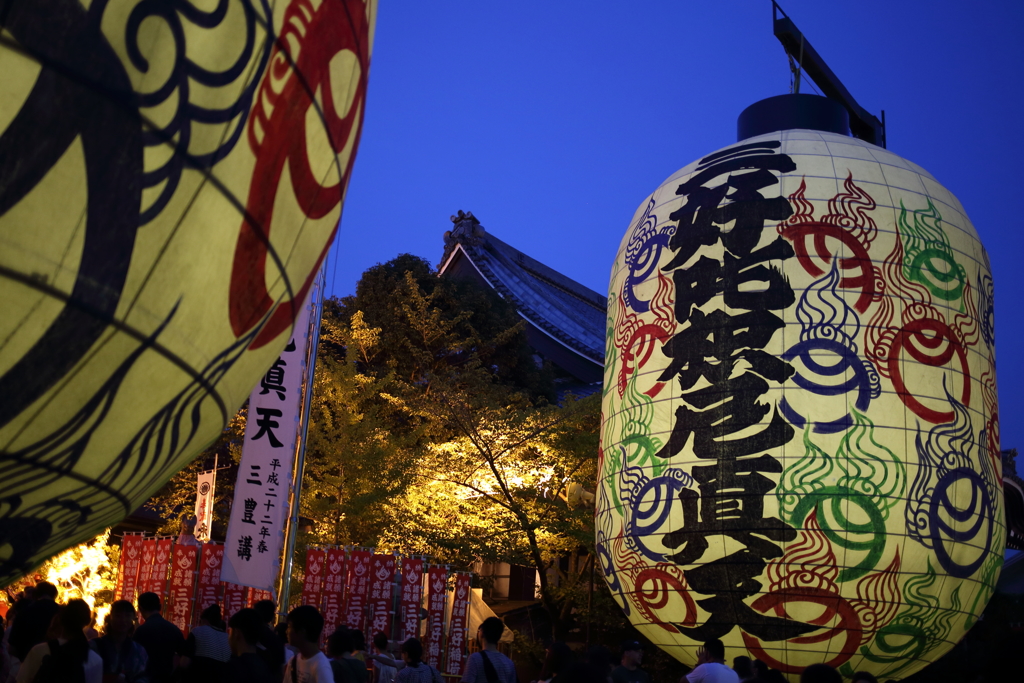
[136,539,158,598]
[444,573,472,676]
[322,548,347,641]
[223,583,249,618]
[344,549,372,629]
[368,554,396,638]
[117,534,146,602]
[149,538,174,599]
[168,544,198,634]
[423,566,448,668]
[301,548,326,607]
[195,544,224,621]
[399,557,424,641]
[249,588,273,606]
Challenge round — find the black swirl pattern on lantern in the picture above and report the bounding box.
[0,310,265,585]
[0,0,144,430]
[123,0,273,223]
[978,272,995,350]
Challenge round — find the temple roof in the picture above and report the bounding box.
[439,211,606,385]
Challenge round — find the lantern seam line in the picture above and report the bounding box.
[0,263,230,427]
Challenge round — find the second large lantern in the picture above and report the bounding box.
[598,94,1002,681]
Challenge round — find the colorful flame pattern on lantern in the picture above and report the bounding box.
[599,131,1003,681]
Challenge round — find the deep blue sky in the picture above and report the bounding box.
[326,1,1024,450]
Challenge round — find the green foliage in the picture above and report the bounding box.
[145,407,246,536]
[302,254,602,638]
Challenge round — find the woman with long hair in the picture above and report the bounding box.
[16,599,103,683]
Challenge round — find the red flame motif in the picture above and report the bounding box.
[229,0,371,348]
[765,510,839,595]
[612,535,697,632]
[742,511,863,673]
[865,229,972,423]
[613,272,675,398]
[778,174,878,313]
[849,551,902,634]
[982,365,1001,482]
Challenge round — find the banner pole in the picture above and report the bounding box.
[276,265,327,617]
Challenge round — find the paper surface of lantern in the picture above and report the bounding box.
[0,0,376,585]
[599,130,1003,680]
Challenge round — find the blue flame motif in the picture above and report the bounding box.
[622,198,673,313]
[619,461,693,562]
[780,261,881,433]
[905,381,998,578]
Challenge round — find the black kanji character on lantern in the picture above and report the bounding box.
[259,358,288,400]
[241,498,257,525]
[657,141,812,643]
[252,408,284,448]
[238,536,253,561]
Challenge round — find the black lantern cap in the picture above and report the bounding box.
[737,93,850,141]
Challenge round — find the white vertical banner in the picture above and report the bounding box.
[194,470,216,543]
[221,292,314,590]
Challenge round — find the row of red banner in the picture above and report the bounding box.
[115,534,271,635]
[298,548,472,675]
[115,534,474,673]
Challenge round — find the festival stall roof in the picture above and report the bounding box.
[439,211,606,386]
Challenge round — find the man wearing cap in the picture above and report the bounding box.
[611,640,649,683]
[684,639,739,683]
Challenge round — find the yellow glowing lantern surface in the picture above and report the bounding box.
[599,130,1003,680]
[0,0,376,584]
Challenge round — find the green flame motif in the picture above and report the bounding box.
[601,367,665,513]
[898,198,968,308]
[618,370,665,476]
[851,560,963,679]
[778,411,906,581]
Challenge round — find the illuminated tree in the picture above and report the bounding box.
[301,255,600,637]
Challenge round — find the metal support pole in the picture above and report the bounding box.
[276,266,327,617]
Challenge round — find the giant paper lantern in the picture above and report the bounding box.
[599,95,1003,680]
[0,0,376,585]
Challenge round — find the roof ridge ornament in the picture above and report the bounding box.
[443,209,486,252]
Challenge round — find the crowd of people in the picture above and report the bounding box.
[0,582,519,683]
[0,582,886,683]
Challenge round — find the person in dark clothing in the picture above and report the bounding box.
[9,581,60,661]
[226,609,275,683]
[180,604,230,683]
[800,665,841,683]
[90,600,149,683]
[610,641,648,683]
[18,599,103,683]
[329,628,368,683]
[132,593,184,683]
[252,598,285,678]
